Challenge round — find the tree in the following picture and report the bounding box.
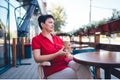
[50,5,67,32]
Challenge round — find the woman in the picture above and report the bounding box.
[32,14,92,79]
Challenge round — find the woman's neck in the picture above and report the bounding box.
[41,31,53,43]
[41,31,51,37]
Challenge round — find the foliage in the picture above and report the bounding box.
[108,9,120,21]
[77,10,120,33]
[50,5,67,32]
[96,19,107,26]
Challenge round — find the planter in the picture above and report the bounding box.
[89,29,95,34]
[101,23,109,34]
[95,26,101,33]
[109,19,120,33]
[83,31,88,36]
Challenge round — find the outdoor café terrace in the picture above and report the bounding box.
[0,0,120,79]
[0,17,120,79]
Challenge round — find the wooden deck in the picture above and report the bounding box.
[0,57,118,79]
[0,58,39,79]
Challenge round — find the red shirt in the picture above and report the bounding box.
[32,33,70,77]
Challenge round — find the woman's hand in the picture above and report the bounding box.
[63,48,73,60]
[56,47,67,56]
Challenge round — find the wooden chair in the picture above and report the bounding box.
[38,61,51,79]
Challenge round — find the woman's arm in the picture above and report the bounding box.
[33,47,67,63]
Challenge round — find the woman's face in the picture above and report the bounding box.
[42,18,54,32]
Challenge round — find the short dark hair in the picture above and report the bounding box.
[38,14,54,29]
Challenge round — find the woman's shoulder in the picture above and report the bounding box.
[32,35,39,40]
[32,34,41,41]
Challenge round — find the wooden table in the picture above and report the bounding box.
[73,50,120,79]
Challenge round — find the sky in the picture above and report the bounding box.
[46,0,120,32]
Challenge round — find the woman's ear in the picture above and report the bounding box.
[41,22,44,26]
[41,22,44,28]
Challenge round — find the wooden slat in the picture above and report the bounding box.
[21,37,25,59]
[12,38,17,67]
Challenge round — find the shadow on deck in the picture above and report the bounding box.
[0,58,39,79]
